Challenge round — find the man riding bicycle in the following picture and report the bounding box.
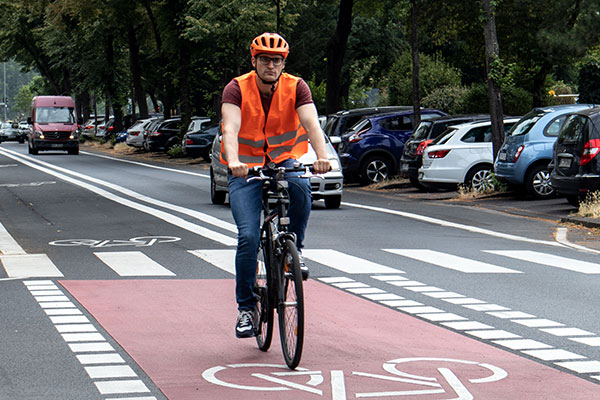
[220,32,331,338]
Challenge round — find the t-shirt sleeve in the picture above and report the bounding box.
[295,79,314,109]
[221,80,242,107]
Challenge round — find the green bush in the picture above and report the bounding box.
[386,52,462,106]
[167,144,184,158]
[578,61,600,104]
[460,84,532,116]
[421,85,469,114]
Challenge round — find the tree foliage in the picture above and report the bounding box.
[0,0,597,126]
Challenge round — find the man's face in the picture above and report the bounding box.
[252,54,285,83]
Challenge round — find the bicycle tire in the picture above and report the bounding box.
[255,238,274,351]
[278,239,304,369]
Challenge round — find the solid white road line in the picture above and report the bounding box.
[384,249,521,274]
[0,220,26,255]
[94,251,176,276]
[485,250,600,274]
[0,149,237,246]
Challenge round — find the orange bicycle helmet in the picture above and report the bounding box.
[250,32,289,59]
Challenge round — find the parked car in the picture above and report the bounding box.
[209,130,344,209]
[494,104,595,199]
[95,117,115,139]
[337,109,447,185]
[18,121,31,137]
[145,117,181,152]
[324,106,413,138]
[126,117,161,148]
[419,118,519,191]
[82,116,105,138]
[182,124,218,161]
[400,114,490,190]
[550,107,600,207]
[0,121,25,143]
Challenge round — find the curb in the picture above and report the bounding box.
[560,216,600,229]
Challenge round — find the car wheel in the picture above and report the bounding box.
[566,195,582,208]
[143,139,150,152]
[324,195,342,209]
[202,151,211,163]
[465,165,494,192]
[210,169,227,205]
[526,164,554,199]
[360,155,393,185]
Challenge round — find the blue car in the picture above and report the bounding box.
[494,104,595,199]
[337,109,446,184]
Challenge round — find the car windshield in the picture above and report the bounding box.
[412,121,433,140]
[506,110,546,137]
[36,107,76,124]
[558,114,588,144]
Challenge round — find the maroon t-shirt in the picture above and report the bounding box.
[221,77,313,115]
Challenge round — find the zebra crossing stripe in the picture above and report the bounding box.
[94,252,176,276]
[0,254,63,277]
[484,250,600,274]
[188,249,236,275]
[383,249,521,274]
[302,249,404,274]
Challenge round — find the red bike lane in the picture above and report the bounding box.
[61,279,600,399]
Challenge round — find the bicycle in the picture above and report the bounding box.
[249,162,316,369]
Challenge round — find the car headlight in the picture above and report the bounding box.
[329,158,341,171]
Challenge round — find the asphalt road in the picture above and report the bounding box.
[1,140,600,399]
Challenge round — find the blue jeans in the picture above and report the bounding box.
[228,159,311,311]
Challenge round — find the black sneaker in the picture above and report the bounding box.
[298,253,309,280]
[235,310,255,338]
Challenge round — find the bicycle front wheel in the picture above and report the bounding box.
[255,238,274,351]
[278,239,304,369]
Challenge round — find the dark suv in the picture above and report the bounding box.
[145,117,181,151]
[324,106,413,151]
[550,107,600,207]
[337,109,446,184]
[400,114,490,189]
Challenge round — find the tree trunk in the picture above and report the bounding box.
[325,0,353,114]
[482,0,504,160]
[128,25,149,119]
[410,0,421,126]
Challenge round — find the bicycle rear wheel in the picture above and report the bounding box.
[255,238,274,351]
[278,239,304,369]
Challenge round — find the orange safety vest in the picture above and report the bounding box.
[221,71,308,167]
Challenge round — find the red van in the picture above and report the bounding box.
[27,96,79,155]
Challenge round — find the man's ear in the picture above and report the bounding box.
[251,57,256,68]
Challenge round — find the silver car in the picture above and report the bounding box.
[126,118,161,148]
[210,130,343,209]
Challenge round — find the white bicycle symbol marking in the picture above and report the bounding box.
[49,236,181,248]
[202,357,508,399]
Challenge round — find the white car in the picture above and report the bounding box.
[210,132,344,209]
[126,118,161,148]
[418,118,519,192]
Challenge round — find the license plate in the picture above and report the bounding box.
[51,143,63,148]
[559,158,571,168]
[498,152,506,161]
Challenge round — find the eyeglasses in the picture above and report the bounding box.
[257,55,284,66]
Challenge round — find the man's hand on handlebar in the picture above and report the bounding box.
[229,161,249,178]
[313,159,331,174]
